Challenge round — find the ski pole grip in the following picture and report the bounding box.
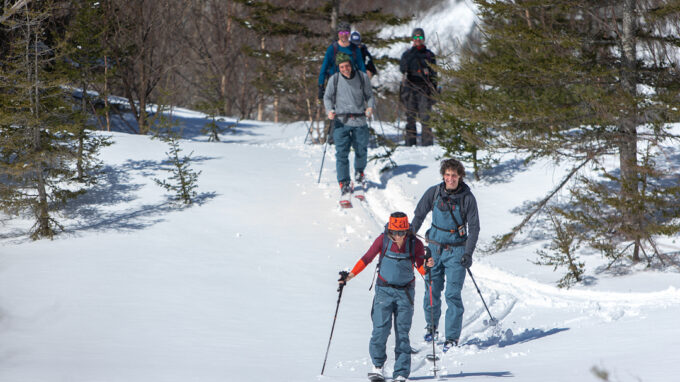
[338,271,350,292]
[424,247,432,260]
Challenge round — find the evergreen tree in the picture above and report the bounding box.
[63,0,112,183]
[0,1,89,239]
[152,107,202,205]
[440,1,680,268]
[232,1,409,132]
[533,211,584,288]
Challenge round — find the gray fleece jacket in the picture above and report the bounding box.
[323,70,375,127]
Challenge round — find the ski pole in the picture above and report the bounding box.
[373,108,397,168]
[306,100,322,145]
[466,268,498,326]
[317,119,334,184]
[321,270,349,375]
[424,248,437,377]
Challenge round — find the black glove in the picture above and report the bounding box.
[460,254,472,269]
[423,247,432,271]
[318,84,325,100]
[337,270,349,291]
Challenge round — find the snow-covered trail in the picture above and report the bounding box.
[1,118,679,382]
[304,123,680,381]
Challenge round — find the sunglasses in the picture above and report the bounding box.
[338,31,350,35]
[390,230,407,237]
[413,36,424,40]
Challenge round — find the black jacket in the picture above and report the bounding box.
[399,45,437,90]
[358,44,378,76]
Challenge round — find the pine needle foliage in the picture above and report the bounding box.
[440,0,680,272]
[62,0,113,184]
[534,211,584,289]
[0,1,93,239]
[152,108,201,205]
[232,0,410,126]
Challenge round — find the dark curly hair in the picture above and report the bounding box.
[440,158,465,178]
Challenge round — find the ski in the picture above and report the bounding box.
[354,180,366,201]
[339,181,353,208]
[339,199,353,208]
[367,374,385,382]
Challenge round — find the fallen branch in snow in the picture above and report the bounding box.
[491,156,594,252]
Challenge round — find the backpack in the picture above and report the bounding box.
[369,228,416,289]
[330,41,360,75]
[431,184,467,238]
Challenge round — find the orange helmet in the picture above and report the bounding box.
[388,212,410,231]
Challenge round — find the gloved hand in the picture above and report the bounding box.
[460,254,472,269]
[318,84,325,100]
[337,270,350,291]
[424,247,433,271]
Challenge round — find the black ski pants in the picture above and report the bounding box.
[404,86,434,146]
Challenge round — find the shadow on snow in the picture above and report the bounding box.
[372,164,429,190]
[410,371,513,380]
[62,158,217,234]
[465,327,569,350]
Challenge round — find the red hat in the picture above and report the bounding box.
[388,212,409,231]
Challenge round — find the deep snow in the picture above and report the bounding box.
[2,1,680,381]
[1,113,679,382]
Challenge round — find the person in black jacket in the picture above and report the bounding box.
[399,28,437,146]
[350,31,378,79]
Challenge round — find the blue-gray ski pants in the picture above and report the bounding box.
[369,284,414,380]
[333,120,369,184]
[423,244,466,341]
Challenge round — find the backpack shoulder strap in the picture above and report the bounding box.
[331,72,340,108]
[329,42,340,75]
[380,233,390,264]
[431,184,440,212]
[350,43,358,63]
[358,70,367,103]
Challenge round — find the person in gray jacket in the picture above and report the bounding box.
[323,52,375,198]
[410,158,480,352]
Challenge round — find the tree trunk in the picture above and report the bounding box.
[221,74,228,115]
[78,82,86,180]
[619,0,640,262]
[257,36,265,121]
[104,55,111,131]
[331,0,339,35]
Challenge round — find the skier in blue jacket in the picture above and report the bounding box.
[318,22,366,100]
[411,159,480,352]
